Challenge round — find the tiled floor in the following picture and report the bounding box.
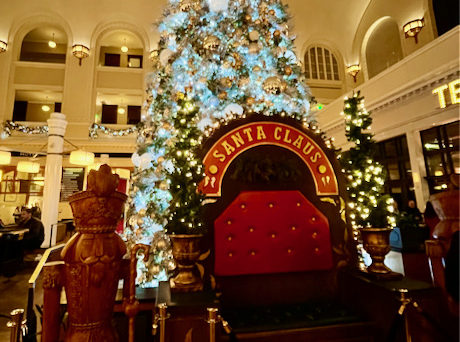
[0,256,44,342]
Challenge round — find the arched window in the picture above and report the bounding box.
[365,19,403,78]
[20,26,67,63]
[304,46,340,81]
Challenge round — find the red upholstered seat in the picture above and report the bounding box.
[214,190,333,276]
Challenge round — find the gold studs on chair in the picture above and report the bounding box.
[291,226,296,231]
[227,219,232,225]
[249,227,254,232]
[240,203,246,209]
[268,203,274,208]
[287,248,293,254]
[312,232,318,239]
[271,233,276,239]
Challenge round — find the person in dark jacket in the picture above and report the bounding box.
[19,207,45,250]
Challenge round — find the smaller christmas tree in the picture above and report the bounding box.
[161,92,205,234]
[341,92,395,241]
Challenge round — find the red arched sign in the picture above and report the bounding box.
[200,122,339,197]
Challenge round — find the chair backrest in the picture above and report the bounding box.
[201,115,356,308]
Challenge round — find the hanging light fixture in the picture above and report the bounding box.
[121,38,128,53]
[17,161,40,173]
[346,64,361,83]
[0,151,11,165]
[70,149,95,166]
[41,104,51,112]
[72,44,90,66]
[48,33,56,48]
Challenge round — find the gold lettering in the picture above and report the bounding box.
[221,140,236,155]
[213,149,226,162]
[274,127,282,140]
[243,128,254,142]
[283,129,292,143]
[303,142,314,156]
[292,135,304,149]
[256,126,267,140]
[231,132,245,148]
[310,151,322,163]
[433,84,449,108]
[449,79,460,105]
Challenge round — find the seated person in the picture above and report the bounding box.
[18,207,45,250]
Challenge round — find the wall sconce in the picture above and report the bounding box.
[0,40,7,53]
[403,18,424,44]
[72,44,90,66]
[346,64,361,83]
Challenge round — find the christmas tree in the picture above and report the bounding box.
[341,92,396,242]
[125,0,312,285]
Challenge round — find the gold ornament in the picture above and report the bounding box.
[269,9,275,16]
[249,42,261,54]
[218,91,228,99]
[137,217,144,226]
[239,77,249,86]
[179,0,200,12]
[245,14,252,22]
[252,65,261,72]
[263,76,283,95]
[222,77,232,87]
[139,209,146,216]
[273,30,281,38]
[203,35,220,51]
[159,181,169,190]
[285,66,293,75]
[249,30,260,41]
[246,97,255,105]
[255,19,261,25]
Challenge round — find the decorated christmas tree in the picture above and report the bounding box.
[125,0,312,285]
[341,92,396,242]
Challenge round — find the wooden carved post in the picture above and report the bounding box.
[61,164,128,341]
[42,262,64,342]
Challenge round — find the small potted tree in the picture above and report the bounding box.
[341,92,398,277]
[161,93,207,292]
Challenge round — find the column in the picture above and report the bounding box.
[42,113,68,247]
[406,129,430,210]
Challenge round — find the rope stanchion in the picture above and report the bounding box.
[386,288,454,342]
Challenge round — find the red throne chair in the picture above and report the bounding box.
[198,115,375,341]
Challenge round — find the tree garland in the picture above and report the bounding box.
[89,123,140,138]
[1,120,49,138]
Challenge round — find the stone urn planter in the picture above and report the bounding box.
[169,234,204,292]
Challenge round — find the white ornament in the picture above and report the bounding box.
[207,0,228,12]
[224,103,244,116]
[198,117,213,131]
[139,153,152,170]
[159,49,174,66]
[131,152,141,167]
